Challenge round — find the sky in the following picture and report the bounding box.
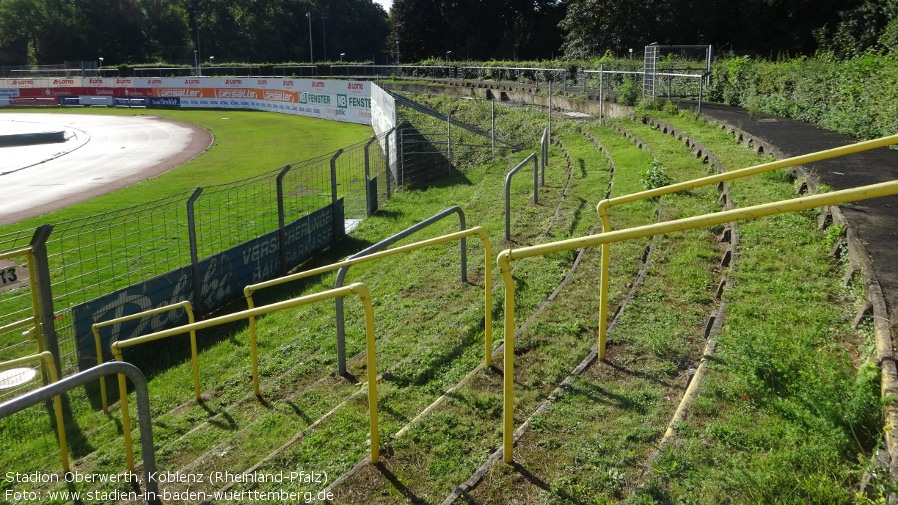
[374,0,392,12]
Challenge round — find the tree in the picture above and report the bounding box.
[390,0,564,61]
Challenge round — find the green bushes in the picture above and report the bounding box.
[708,51,898,139]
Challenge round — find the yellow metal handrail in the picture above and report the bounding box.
[92,301,196,412]
[499,179,898,462]
[594,133,898,359]
[0,352,67,471]
[0,247,44,355]
[110,283,380,471]
[244,226,494,396]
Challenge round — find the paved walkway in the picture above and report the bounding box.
[694,103,898,329]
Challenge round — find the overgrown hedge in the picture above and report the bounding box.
[706,52,898,140]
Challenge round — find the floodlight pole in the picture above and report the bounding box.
[307,12,314,64]
[194,12,201,76]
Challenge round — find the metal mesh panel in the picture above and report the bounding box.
[334,140,374,226]
[191,170,282,260]
[44,193,191,373]
[279,153,334,223]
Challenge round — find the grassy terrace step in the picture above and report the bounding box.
[457,117,724,503]
[324,122,615,502]
[634,112,884,502]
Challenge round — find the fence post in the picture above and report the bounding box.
[385,129,393,198]
[330,149,344,239]
[447,113,452,166]
[491,100,496,161]
[29,225,60,376]
[540,128,548,186]
[599,65,604,125]
[187,188,205,316]
[698,73,705,115]
[364,137,377,217]
[548,77,553,150]
[400,128,406,187]
[276,165,292,274]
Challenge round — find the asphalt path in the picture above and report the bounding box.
[688,103,898,325]
[0,113,212,225]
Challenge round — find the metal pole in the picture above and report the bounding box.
[364,137,376,217]
[447,113,452,166]
[194,12,201,76]
[307,12,314,63]
[187,188,204,316]
[276,165,292,274]
[599,65,604,125]
[505,153,538,240]
[548,77,552,148]
[698,74,704,115]
[322,17,327,61]
[330,149,342,238]
[29,225,59,377]
[491,99,496,161]
[385,129,393,198]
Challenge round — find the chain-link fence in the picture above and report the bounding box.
[0,93,502,383]
[0,129,397,376]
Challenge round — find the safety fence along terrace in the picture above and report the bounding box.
[0,130,399,379]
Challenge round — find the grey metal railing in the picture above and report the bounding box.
[0,361,160,503]
[505,153,539,240]
[333,206,468,374]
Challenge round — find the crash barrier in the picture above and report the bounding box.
[505,153,539,240]
[92,301,196,412]
[498,178,898,462]
[0,361,159,501]
[111,283,379,470]
[594,133,898,360]
[333,207,469,374]
[244,226,494,396]
[0,352,66,471]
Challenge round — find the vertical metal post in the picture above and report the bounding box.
[599,65,604,125]
[385,129,393,198]
[276,165,292,274]
[698,74,704,115]
[532,154,539,205]
[187,188,205,316]
[447,113,452,165]
[29,225,59,376]
[330,149,343,238]
[400,128,406,187]
[491,99,496,161]
[364,137,377,217]
[548,77,553,149]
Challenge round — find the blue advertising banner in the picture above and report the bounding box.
[148,97,181,108]
[73,265,194,368]
[72,201,343,369]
